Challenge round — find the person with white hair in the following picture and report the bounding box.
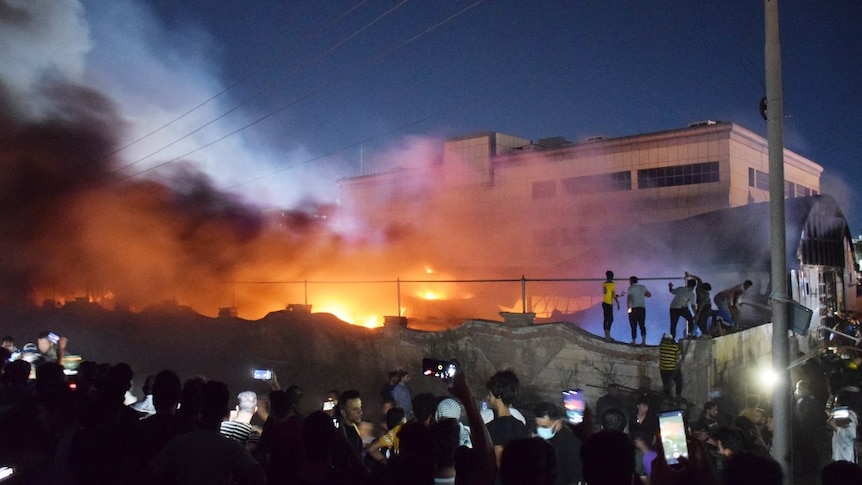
[220,390,261,457]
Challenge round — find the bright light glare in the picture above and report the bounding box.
[758,367,779,389]
[314,302,382,328]
[362,316,380,328]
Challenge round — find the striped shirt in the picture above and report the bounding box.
[659,340,681,370]
[219,420,260,446]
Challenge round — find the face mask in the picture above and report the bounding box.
[536,426,556,440]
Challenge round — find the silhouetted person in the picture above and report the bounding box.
[794,379,823,482]
[34,361,67,399]
[722,451,782,485]
[0,335,17,354]
[72,360,100,395]
[259,389,304,484]
[125,369,191,480]
[430,418,460,483]
[176,376,207,429]
[599,407,628,433]
[595,384,625,430]
[821,460,862,485]
[376,420,435,485]
[0,359,33,406]
[285,384,305,417]
[581,430,636,485]
[707,425,747,478]
[67,362,141,484]
[412,391,439,425]
[295,410,371,485]
[500,437,557,485]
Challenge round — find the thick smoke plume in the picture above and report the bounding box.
[0,1,375,318]
[0,79,307,312]
[0,74,454,320]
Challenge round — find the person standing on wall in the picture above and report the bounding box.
[686,271,716,337]
[667,278,696,339]
[602,270,622,341]
[626,276,652,346]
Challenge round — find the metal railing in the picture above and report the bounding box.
[228,276,688,341]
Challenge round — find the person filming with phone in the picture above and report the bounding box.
[34,330,67,369]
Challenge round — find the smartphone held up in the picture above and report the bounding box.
[562,389,585,424]
[252,368,273,380]
[422,358,457,380]
[832,406,850,420]
[659,409,689,465]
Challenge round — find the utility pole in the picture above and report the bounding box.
[765,0,792,482]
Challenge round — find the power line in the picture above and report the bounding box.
[105,0,375,175]
[112,0,487,185]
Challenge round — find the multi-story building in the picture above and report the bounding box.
[339,121,823,272]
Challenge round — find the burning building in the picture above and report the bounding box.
[338,121,823,271]
[338,121,858,334]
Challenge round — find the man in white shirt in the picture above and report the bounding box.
[627,276,652,345]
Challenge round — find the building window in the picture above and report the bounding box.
[756,171,769,190]
[797,186,811,197]
[637,161,719,189]
[532,180,557,199]
[748,168,769,190]
[562,171,632,195]
[785,181,796,198]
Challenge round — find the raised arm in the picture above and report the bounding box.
[448,363,496,485]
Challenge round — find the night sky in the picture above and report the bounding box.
[6,1,862,233]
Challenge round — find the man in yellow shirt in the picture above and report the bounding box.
[602,270,622,341]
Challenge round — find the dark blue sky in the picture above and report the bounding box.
[77,0,861,233]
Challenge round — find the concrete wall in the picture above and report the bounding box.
[384,318,787,419]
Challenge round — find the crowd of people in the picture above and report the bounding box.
[3,328,862,484]
[0,266,856,485]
